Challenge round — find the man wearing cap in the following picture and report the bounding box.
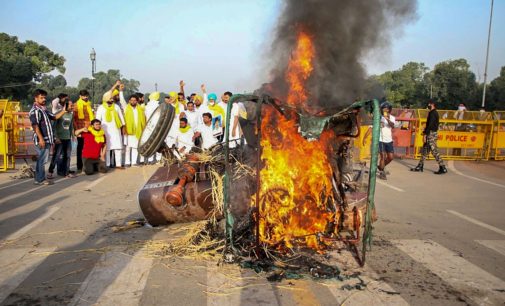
[95,89,126,169]
[411,100,447,174]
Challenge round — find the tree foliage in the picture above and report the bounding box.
[78,69,140,104]
[0,33,65,101]
[488,66,505,110]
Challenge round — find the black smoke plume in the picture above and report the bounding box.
[264,0,417,114]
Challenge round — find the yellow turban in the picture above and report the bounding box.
[168,91,177,99]
[194,95,202,102]
[112,89,119,97]
[102,91,112,103]
[149,92,160,101]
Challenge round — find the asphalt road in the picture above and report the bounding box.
[0,159,504,306]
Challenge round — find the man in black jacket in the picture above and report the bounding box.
[411,100,448,174]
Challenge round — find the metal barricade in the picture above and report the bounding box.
[0,100,21,171]
[13,111,36,160]
[391,108,417,158]
[413,109,494,161]
[491,111,505,160]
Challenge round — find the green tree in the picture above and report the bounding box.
[0,33,65,103]
[78,69,140,105]
[488,66,505,110]
[375,62,429,107]
[429,59,478,110]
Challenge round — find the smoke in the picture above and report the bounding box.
[265,0,417,114]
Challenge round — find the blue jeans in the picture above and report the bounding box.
[35,145,50,183]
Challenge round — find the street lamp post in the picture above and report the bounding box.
[90,48,96,106]
[481,0,494,108]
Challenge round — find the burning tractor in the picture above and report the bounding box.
[136,30,383,272]
[137,94,382,267]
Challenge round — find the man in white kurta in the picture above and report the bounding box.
[95,91,125,168]
[123,94,146,166]
[228,102,247,148]
[165,91,185,148]
[144,92,161,163]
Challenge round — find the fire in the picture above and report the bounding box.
[286,30,315,109]
[256,30,335,251]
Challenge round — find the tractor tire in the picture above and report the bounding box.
[138,103,175,157]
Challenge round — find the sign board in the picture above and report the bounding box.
[415,131,485,149]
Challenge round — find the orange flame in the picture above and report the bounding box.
[256,30,335,251]
[286,30,315,109]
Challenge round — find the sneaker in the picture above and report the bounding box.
[34,180,54,186]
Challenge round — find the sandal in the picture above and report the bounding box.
[47,173,54,179]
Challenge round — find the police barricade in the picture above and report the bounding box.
[0,100,21,171]
[491,111,505,160]
[391,108,418,158]
[13,110,37,160]
[354,110,373,161]
[413,109,494,161]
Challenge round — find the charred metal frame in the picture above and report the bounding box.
[224,96,380,265]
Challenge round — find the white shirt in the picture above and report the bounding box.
[145,100,159,121]
[219,101,228,125]
[197,123,218,150]
[184,110,200,132]
[379,115,395,143]
[175,128,195,155]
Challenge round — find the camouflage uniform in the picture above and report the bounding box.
[419,132,445,166]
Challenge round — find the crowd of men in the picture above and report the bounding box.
[29,80,246,185]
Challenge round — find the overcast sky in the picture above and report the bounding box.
[1,0,503,95]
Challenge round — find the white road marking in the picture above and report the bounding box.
[393,239,505,306]
[206,262,279,306]
[0,179,32,191]
[324,271,409,305]
[1,206,60,242]
[84,175,106,190]
[0,247,56,303]
[447,210,505,237]
[70,248,153,306]
[0,178,65,204]
[376,180,405,192]
[448,160,505,189]
[476,240,505,257]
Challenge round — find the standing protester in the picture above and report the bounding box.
[124,94,146,166]
[48,98,76,178]
[51,93,68,113]
[95,90,125,169]
[74,89,95,173]
[29,89,68,185]
[74,119,107,175]
[229,101,246,148]
[136,92,145,111]
[411,100,448,174]
[144,91,161,164]
[145,91,160,120]
[362,102,396,180]
[377,102,395,180]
